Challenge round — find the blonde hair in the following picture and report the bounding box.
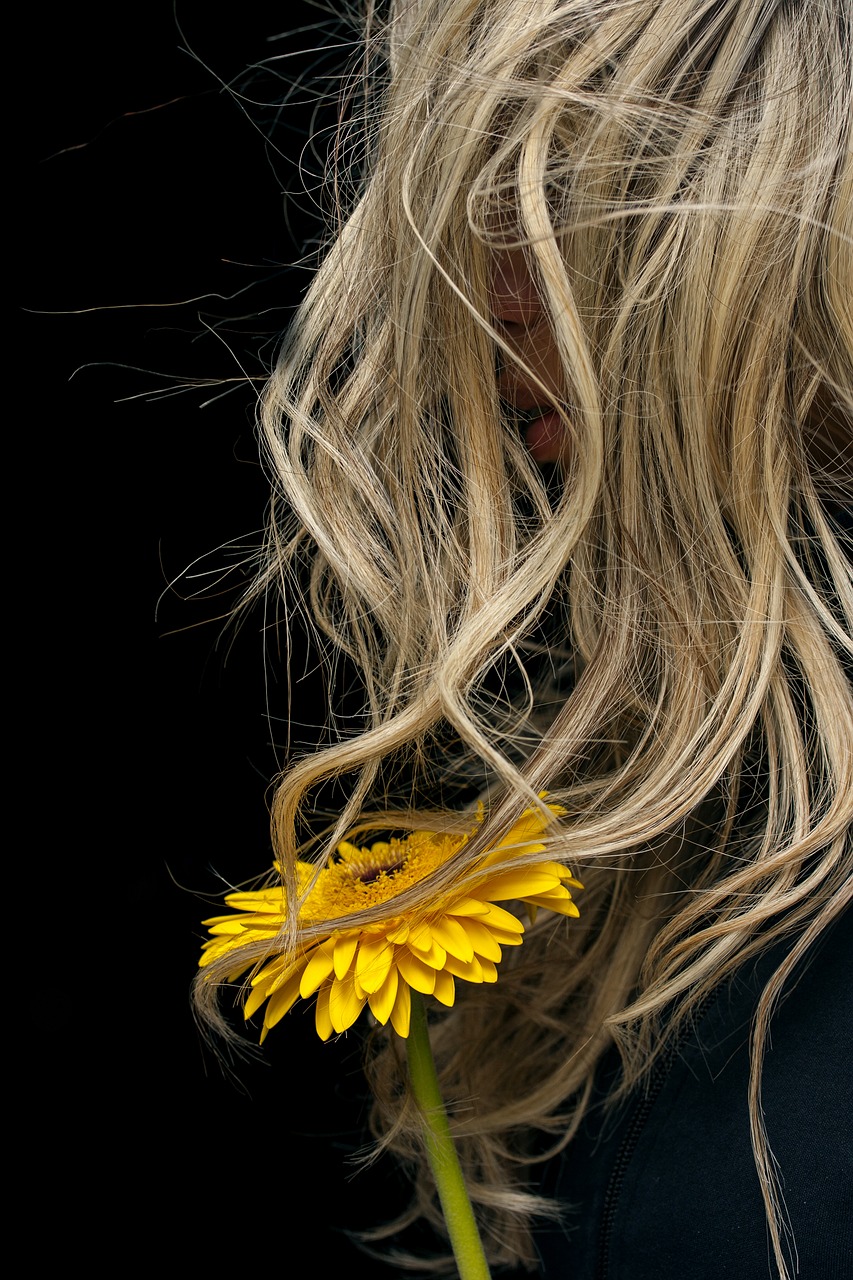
[194,1,853,1273]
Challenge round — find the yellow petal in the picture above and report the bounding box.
[482,926,524,947]
[200,922,270,949]
[479,805,565,866]
[444,897,491,918]
[197,940,233,968]
[396,948,437,994]
[206,938,271,972]
[221,888,285,912]
[430,915,475,962]
[525,894,581,918]
[396,922,446,967]
[407,922,434,953]
[202,919,254,935]
[480,869,563,899]
[481,841,546,868]
[367,967,399,1026]
[443,954,498,983]
[524,884,573,904]
[356,936,395,994]
[299,941,336,998]
[457,917,504,962]
[259,970,302,1029]
[487,822,546,855]
[432,969,456,1007]
[526,861,580,883]
[262,956,304,997]
[314,983,334,1041]
[199,926,256,957]
[477,901,526,933]
[389,980,412,1038]
[244,970,276,1020]
[502,798,560,839]
[333,933,359,979]
[328,971,368,1033]
[443,953,485,982]
[501,811,549,840]
[421,940,448,969]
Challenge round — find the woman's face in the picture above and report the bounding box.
[490,254,852,471]
[489,247,568,463]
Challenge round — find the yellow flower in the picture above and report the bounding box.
[199,802,581,1041]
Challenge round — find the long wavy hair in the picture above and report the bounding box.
[194,1,853,1273]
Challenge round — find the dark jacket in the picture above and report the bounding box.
[534,908,853,1279]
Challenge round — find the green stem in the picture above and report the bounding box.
[406,991,492,1280]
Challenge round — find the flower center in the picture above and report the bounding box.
[300,830,470,922]
[345,854,406,884]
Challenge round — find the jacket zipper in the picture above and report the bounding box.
[594,989,720,1280]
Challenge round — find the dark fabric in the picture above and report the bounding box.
[533,908,853,1279]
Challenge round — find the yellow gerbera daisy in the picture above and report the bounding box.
[199,802,581,1041]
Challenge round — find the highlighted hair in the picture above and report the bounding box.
[195,1,852,1272]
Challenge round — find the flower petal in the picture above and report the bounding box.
[335,841,363,862]
[477,901,526,933]
[367,966,399,1026]
[299,941,336,998]
[407,922,434,953]
[328,971,368,1033]
[478,804,566,867]
[447,897,492,918]
[396,948,437,994]
[259,970,302,1031]
[524,889,581,917]
[432,969,456,1007]
[456,917,504,962]
[479,869,565,899]
[442,953,485,982]
[419,940,448,969]
[314,983,334,1041]
[356,936,395,994]
[333,933,359,980]
[202,919,255,935]
[539,862,583,887]
[430,915,475,962]
[258,955,302,998]
[389,980,412,1037]
[220,888,285,913]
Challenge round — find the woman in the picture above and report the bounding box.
[195,2,852,1275]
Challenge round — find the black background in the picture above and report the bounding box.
[21,4,410,1271]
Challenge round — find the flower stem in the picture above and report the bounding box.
[406,991,492,1280]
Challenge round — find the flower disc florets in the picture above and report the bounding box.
[200,802,581,1040]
